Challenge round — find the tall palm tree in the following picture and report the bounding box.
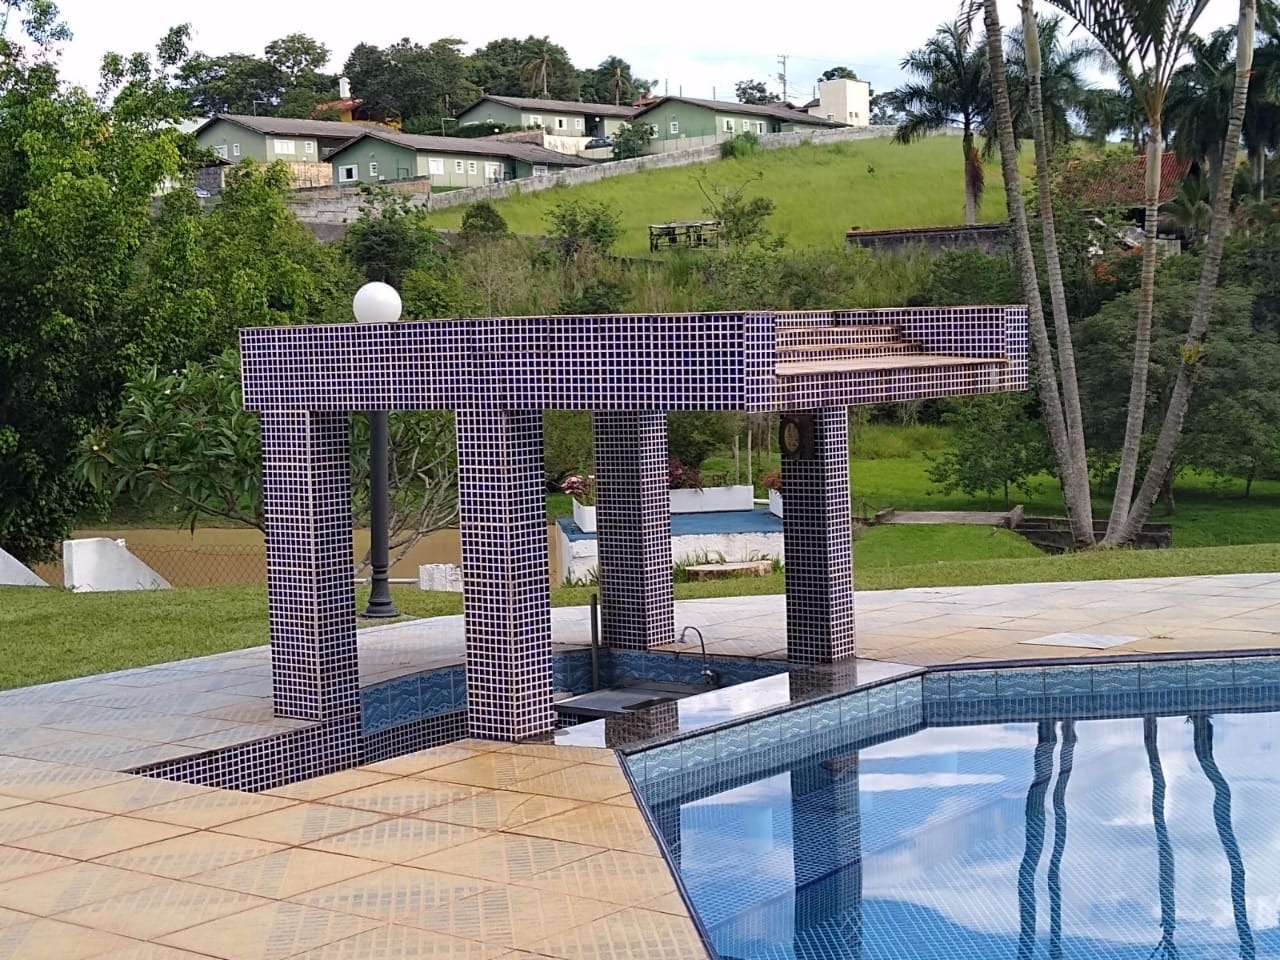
[1078,79,1147,147]
[1144,717,1177,958]
[1245,37,1280,200]
[520,41,554,97]
[1047,721,1077,960]
[888,21,992,224]
[1004,14,1101,152]
[1166,28,1237,201]
[1016,721,1057,960]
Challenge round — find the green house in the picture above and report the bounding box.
[194,114,370,165]
[326,129,591,188]
[631,97,845,151]
[454,95,638,140]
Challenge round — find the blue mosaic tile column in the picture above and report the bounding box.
[456,409,554,740]
[792,759,862,951]
[592,412,674,650]
[261,412,360,727]
[781,409,855,663]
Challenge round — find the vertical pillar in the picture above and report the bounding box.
[781,408,855,663]
[593,411,674,649]
[456,409,553,741]
[261,411,360,727]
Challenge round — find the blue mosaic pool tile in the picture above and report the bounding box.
[996,669,1045,698]
[1090,664,1140,693]
[1188,659,1237,688]
[946,670,998,700]
[779,708,811,743]
[387,676,420,726]
[922,673,950,701]
[839,690,870,724]
[680,734,718,770]
[895,679,924,712]
[1234,657,1280,686]
[749,714,784,751]
[419,671,455,717]
[644,742,682,780]
[808,698,842,734]
[867,683,897,715]
[715,724,752,760]
[361,686,391,735]
[1043,665,1093,695]
[1138,661,1188,691]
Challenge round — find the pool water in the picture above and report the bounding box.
[638,691,1280,958]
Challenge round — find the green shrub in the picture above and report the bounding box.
[720,132,761,159]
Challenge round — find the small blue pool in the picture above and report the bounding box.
[625,657,1280,959]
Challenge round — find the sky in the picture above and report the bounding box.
[53,0,1244,107]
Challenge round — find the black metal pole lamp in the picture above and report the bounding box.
[353,281,401,618]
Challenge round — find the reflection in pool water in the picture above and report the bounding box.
[643,708,1280,959]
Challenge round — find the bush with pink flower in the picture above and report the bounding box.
[561,474,596,505]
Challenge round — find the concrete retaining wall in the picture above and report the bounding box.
[64,538,171,592]
[0,547,47,587]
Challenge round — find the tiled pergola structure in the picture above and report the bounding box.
[239,307,1027,746]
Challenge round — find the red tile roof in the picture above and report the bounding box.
[1059,153,1192,208]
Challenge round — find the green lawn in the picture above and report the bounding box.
[428,137,1019,255]
[6,540,1278,692]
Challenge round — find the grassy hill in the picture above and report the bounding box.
[428,136,1024,256]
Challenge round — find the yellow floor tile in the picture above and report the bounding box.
[0,802,106,843]
[319,777,479,817]
[55,777,215,816]
[12,815,192,860]
[0,861,162,915]
[131,790,298,830]
[0,914,137,960]
[264,770,397,802]
[96,830,286,879]
[159,900,381,960]
[640,891,691,916]
[290,864,494,922]
[513,849,678,905]
[417,789,581,832]
[508,805,659,856]
[188,847,383,899]
[0,760,131,801]
[524,906,707,959]
[289,921,505,958]
[408,833,603,884]
[420,754,576,790]
[215,803,387,845]
[53,879,272,940]
[598,792,641,808]
[362,744,490,776]
[0,796,29,811]
[504,764,632,803]
[491,744,620,767]
[83,943,220,960]
[304,816,484,863]
[408,886,621,948]
[0,845,76,883]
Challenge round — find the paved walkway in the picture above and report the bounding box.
[1,573,1277,957]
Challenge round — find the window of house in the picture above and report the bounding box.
[484,161,502,181]
[742,119,751,132]
[755,121,765,134]
[428,158,444,175]
[723,118,735,133]
[574,117,584,130]
[530,115,543,127]
[213,144,228,159]
[468,160,478,174]
[555,117,567,130]
[338,164,358,182]
[669,120,679,134]
[454,159,464,173]
[368,161,378,178]
[304,141,314,154]
[231,143,241,157]
[273,139,295,155]
[532,164,548,177]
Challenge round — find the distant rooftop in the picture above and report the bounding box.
[327,128,591,167]
[633,96,846,127]
[1060,153,1192,208]
[461,95,640,120]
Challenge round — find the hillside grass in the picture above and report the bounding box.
[428,137,1024,255]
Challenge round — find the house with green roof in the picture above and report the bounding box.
[631,97,845,152]
[454,95,638,140]
[325,129,591,188]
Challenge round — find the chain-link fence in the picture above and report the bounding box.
[31,543,267,589]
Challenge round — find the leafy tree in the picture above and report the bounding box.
[667,412,742,469]
[819,66,860,82]
[469,36,577,100]
[343,38,475,132]
[176,52,284,115]
[544,198,622,257]
[868,92,900,125]
[457,201,510,243]
[579,55,652,105]
[887,21,991,224]
[926,395,1047,506]
[695,172,776,247]
[263,33,329,81]
[612,117,655,159]
[734,79,779,105]
[343,186,441,289]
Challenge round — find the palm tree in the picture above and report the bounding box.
[888,21,991,224]
[1004,14,1100,152]
[1245,37,1280,201]
[1047,721,1077,960]
[520,41,554,97]
[1166,28,1238,201]
[1144,717,1177,958]
[1163,166,1213,247]
[1078,80,1147,147]
[1016,721,1057,960]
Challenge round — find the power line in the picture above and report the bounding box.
[777,53,789,101]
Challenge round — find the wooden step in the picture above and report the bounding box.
[775,324,903,349]
[774,354,1004,377]
[778,340,924,357]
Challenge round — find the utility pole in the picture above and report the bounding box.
[777,54,789,103]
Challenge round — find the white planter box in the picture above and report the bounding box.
[572,499,597,533]
[768,489,783,518]
[669,484,756,514]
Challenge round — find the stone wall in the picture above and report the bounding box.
[845,222,1012,256]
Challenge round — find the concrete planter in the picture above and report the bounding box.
[572,499,597,533]
[768,489,783,519]
[669,484,755,514]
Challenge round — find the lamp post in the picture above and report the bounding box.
[353,281,402,618]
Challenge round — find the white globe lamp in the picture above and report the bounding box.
[352,281,402,324]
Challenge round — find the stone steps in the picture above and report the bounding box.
[775,323,903,350]
[774,354,1003,377]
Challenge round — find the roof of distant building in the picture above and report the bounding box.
[314,98,364,114]
[1060,153,1192,208]
[459,95,640,120]
[327,128,592,166]
[632,96,846,127]
[196,114,368,138]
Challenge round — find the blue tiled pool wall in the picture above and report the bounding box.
[359,649,791,737]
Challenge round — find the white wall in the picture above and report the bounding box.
[64,538,171,592]
[557,529,784,584]
[810,78,872,126]
[0,547,47,587]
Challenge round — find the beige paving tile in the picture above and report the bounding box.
[215,803,387,845]
[133,789,299,829]
[416,789,582,832]
[514,849,678,905]
[291,864,493,922]
[598,792,640,809]
[0,759,132,801]
[0,801,106,843]
[12,815,192,860]
[264,769,397,802]
[408,886,621,948]
[408,833,603,884]
[304,815,484,863]
[362,744,490,776]
[187,847,383,899]
[84,943,218,960]
[289,922,505,958]
[421,754,576,790]
[509,804,659,856]
[159,900,381,960]
[640,891,691,916]
[54,879,271,940]
[97,830,287,879]
[55,777,215,816]
[320,777,479,817]
[0,913,137,960]
[491,744,620,767]
[0,796,29,812]
[504,764,631,803]
[0,845,76,883]
[524,906,706,959]
[0,861,162,915]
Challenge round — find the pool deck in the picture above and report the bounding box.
[1,573,1278,958]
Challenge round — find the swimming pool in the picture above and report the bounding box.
[625,656,1280,959]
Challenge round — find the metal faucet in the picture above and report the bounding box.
[679,626,720,686]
